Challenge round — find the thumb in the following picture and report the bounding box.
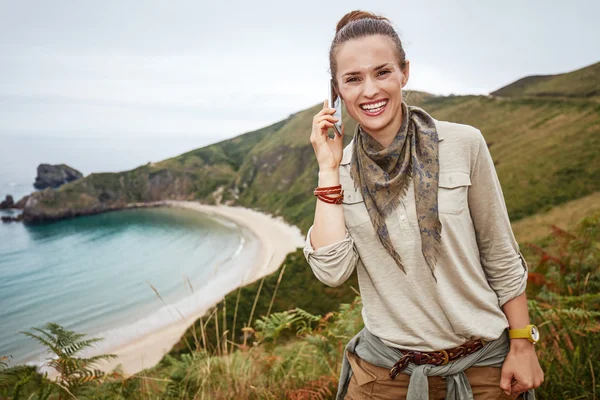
[499,370,513,396]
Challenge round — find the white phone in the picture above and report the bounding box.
[328,79,342,137]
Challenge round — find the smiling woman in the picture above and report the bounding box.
[304,9,543,400]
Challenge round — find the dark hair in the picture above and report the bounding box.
[329,10,407,88]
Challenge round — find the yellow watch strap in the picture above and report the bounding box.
[508,327,531,339]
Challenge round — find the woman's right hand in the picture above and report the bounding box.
[310,99,344,171]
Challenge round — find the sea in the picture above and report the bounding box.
[0,133,262,367]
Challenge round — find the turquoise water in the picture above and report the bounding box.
[0,201,261,367]
[0,133,262,366]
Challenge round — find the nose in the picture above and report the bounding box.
[363,76,379,98]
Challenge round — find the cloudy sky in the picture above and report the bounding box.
[1,0,598,141]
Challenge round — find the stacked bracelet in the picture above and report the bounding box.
[314,184,344,205]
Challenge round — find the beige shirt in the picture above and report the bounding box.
[303,119,528,352]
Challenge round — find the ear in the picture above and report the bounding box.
[401,60,410,88]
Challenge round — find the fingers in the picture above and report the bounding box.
[311,120,332,147]
[310,99,342,148]
[317,120,334,131]
[511,382,528,396]
[316,99,336,117]
[512,376,540,394]
[499,371,514,396]
[316,114,339,125]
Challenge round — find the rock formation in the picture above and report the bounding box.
[13,195,30,210]
[34,164,83,189]
[0,195,14,209]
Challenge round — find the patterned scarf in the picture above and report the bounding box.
[349,101,442,280]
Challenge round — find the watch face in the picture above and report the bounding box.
[531,325,540,342]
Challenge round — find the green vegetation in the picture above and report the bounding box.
[491,61,600,99]
[5,62,599,398]
[1,323,117,399]
[168,249,359,358]
[2,213,599,399]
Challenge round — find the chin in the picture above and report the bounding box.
[359,117,392,133]
[353,104,399,134]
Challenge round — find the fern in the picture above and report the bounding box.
[20,322,118,397]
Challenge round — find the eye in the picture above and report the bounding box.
[377,69,391,77]
[345,77,359,83]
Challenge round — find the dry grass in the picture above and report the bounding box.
[513,191,600,244]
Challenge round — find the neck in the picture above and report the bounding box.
[361,103,405,148]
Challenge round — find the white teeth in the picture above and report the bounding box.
[361,101,387,111]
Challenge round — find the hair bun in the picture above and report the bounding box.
[335,10,390,34]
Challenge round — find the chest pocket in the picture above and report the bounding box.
[340,175,372,228]
[438,171,471,215]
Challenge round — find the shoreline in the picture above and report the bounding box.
[47,200,305,378]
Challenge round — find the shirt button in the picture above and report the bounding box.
[400,215,406,221]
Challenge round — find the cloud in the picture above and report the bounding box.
[1,0,598,139]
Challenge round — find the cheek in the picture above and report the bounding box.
[384,77,404,97]
[340,88,359,107]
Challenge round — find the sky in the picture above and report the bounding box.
[1,0,599,142]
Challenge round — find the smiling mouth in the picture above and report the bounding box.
[360,99,388,115]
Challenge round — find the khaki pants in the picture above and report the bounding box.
[345,350,523,400]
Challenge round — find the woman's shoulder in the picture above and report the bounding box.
[432,118,484,144]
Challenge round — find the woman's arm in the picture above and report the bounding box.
[303,169,359,287]
[467,129,528,306]
[466,128,543,395]
[310,168,347,248]
[500,292,544,395]
[304,102,359,287]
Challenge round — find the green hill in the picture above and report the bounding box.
[490,61,600,99]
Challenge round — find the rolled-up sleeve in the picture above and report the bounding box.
[468,130,528,307]
[303,224,359,287]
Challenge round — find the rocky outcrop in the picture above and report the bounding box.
[0,195,14,209]
[21,165,206,224]
[34,164,83,189]
[21,190,167,223]
[1,214,23,223]
[13,195,30,210]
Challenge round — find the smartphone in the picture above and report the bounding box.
[328,79,342,137]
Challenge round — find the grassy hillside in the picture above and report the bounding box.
[512,191,600,244]
[424,94,599,221]
[20,118,288,221]
[491,61,600,99]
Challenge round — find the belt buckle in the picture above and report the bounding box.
[439,349,449,365]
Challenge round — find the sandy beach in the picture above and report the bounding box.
[84,201,306,377]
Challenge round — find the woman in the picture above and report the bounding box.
[303,10,544,400]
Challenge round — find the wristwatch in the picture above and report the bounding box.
[508,324,540,344]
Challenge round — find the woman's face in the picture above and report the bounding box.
[334,34,409,138]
